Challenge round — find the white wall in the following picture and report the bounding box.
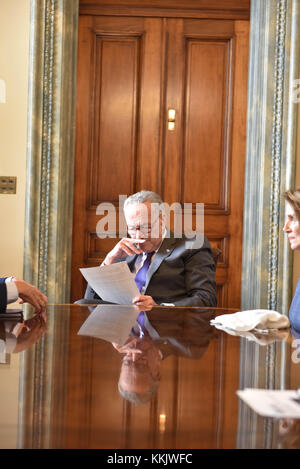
[0,0,30,281]
[0,0,30,449]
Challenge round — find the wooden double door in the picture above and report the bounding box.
[71,4,249,307]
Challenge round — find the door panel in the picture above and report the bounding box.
[92,36,139,202]
[72,15,164,299]
[162,18,249,307]
[72,12,249,308]
[183,39,229,206]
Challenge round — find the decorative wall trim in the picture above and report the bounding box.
[268,0,288,311]
[239,1,300,448]
[19,0,79,449]
[24,0,79,303]
[242,0,300,314]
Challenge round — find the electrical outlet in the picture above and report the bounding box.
[0,176,17,194]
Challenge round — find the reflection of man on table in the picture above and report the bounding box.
[0,313,47,359]
[82,190,217,308]
[113,309,215,404]
[114,335,161,405]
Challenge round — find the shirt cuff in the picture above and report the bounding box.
[4,334,17,353]
[5,278,19,304]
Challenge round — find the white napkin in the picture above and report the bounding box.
[210,309,290,332]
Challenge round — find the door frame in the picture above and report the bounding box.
[24,0,300,313]
[242,0,300,314]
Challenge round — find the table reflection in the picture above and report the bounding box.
[2,304,299,449]
[213,323,290,346]
[110,309,215,405]
[278,418,300,449]
[0,312,46,357]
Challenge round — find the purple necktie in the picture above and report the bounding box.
[134,251,155,292]
[137,311,145,328]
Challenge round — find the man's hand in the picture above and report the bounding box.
[132,295,157,309]
[13,313,47,354]
[103,238,145,265]
[13,279,48,314]
[112,337,142,354]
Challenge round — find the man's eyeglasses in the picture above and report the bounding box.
[127,216,161,236]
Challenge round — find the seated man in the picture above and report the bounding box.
[82,190,217,308]
[0,277,47,314]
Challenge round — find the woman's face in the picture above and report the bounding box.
[283,203,300,250]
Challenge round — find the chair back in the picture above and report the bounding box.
[211,247,222,266]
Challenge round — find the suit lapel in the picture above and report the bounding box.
[144,235,177,292]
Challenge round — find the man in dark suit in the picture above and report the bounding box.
[82,190,217,308]
[0,277,47,314]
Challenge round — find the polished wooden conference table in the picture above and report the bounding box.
[1,303,300,450]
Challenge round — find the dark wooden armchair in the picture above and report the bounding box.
[211,246,222,266]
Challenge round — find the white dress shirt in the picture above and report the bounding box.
[0,279,19,360]
[0,322,18,362]
[5,277,19,303]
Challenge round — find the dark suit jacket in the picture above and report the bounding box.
[84,234,217,307]
[289,278,300,331]
[0,278,7,313]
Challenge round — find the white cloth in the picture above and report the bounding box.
[210,309,290,332]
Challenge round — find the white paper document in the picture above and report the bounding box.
[80,262,140,305]
[77,304,141,345]
[237,388,300,418]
